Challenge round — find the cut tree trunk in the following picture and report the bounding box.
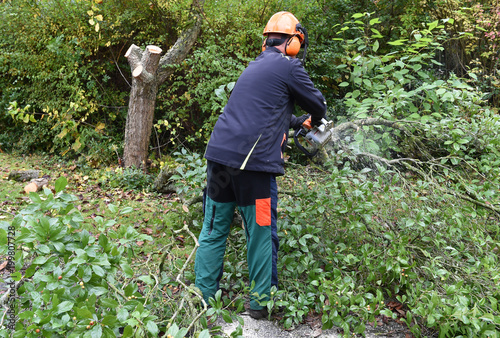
[122,0,205,168]
[123,45,162,169]
[24,178,49,193]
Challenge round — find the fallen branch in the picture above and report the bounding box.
[356,152,500,215]
[166,222,206,333]
[401,161,500,215]
[24,178,49,193]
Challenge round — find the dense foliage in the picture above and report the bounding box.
[1,0,500,337]
[2,0,499,160]
[0,0,180,162]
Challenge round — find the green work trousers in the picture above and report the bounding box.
[194,161,279,310]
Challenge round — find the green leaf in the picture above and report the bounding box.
[352,13,364,19]
[37,244,51,254]
[55,176,68,193]
[427,20,439,30]
[89,286,109,297]
[387,40,407,46]
[339,82,350,87]
[380,64,394,72]
[146,321,159,336]
[120,207,134,215]
[107,204,118,213]
[222,310,233,323]
[198,330,211,338]
[373,40,379,52]
[215,85,226,99]
[138,275,154,285]
[92,265,105,277]
[121,263,134,278]
[18,310,34,320]
[32,256,49,265]
[77,307,94,319]
[101,315,118,326]
[56,301,74,314]
[100,298,119,308]
[174,328,189,338]
[89,324,102,338]
[98,234,109,248]
[29,192,42,203]
[121,326,133,337]
[117,308,129,322]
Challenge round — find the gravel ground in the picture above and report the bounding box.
[216,311,412,338]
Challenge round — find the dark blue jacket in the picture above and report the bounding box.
[205,47,327,175]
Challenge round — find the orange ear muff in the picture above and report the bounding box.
[285,35,301,56]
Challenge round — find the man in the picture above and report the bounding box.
[194,11,327,319]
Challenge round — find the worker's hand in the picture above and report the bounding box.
[290,114,310,130]
[311,115,325,127]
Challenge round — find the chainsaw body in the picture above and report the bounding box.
[293,118,334,157]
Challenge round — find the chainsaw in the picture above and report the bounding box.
[293,117,334,157]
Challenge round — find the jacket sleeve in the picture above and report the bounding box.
[288,61,327,125]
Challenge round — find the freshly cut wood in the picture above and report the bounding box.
[24,178,49,193]
[8,170,40,182]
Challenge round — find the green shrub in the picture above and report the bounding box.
[0,177,220,337]
[169,148,207,199]
[0,0,177,158]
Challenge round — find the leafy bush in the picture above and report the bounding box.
[0,177,217,338]
[165,145,499,336]
[170,148,207,199]
[0,0,179,159]
[272,154,500,336]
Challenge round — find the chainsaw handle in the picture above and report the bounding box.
[293,127,318,157]
[302,116,313,130]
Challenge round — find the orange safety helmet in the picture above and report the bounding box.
[262,11,307,58]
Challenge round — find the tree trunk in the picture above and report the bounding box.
[123,45,162,168]
[123,0,205,168]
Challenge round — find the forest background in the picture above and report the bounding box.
[1,0,500,337]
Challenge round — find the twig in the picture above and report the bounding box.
[354,151,500,215]
[107,281,128,301]
[0,306,7,328]
[158,243,174,273]
[167,222,206,333]
[143,273,159,307]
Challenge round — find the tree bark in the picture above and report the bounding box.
[123,45,162,168]
[123,0,205,168]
